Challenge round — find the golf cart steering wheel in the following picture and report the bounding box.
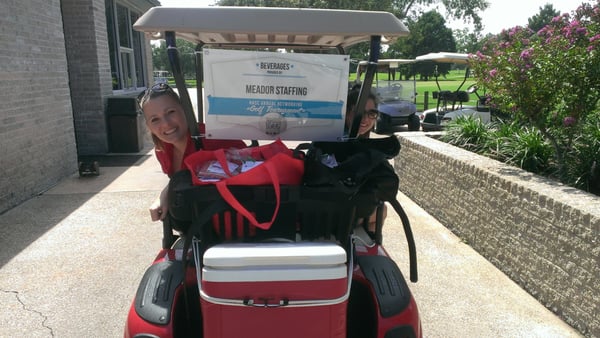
[467,84,479,94]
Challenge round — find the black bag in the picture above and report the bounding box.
[301,136,401,218]
[166,170,195,233]
[300,136,418,282]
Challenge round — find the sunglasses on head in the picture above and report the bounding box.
[137,82,175,104]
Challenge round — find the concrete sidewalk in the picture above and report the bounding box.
[0,151,582,337]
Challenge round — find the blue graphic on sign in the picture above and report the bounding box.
[207,96,344,120]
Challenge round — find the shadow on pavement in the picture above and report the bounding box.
[0,155,151,269]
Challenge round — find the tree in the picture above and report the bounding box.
[453,27,485,53]
[216,0,396,13]
[470,2,600,184]
[152,41,168,72]
[527,3,560,32]
[152,39,198,79]
[214,0,488,71]
[388,11,457,80]
[216,0,489,31]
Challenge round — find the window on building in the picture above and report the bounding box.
[106,0,146,91]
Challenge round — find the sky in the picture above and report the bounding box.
[446,0,594,35]
[157,0,593,35]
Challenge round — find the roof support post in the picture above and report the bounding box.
[349,35,380,138]
[165,31,200,140]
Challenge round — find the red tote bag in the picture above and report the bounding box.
[183,139,304,230]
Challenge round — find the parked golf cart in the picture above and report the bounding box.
[416,52,490,131]
[126,6,421,338]
[354,59,420,132]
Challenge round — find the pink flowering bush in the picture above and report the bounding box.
[469,2,600,190]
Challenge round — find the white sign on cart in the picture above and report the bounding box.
[202,49,350,141]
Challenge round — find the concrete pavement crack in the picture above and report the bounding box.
[2,290,55,337]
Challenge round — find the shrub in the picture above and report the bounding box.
[441,116,491,153]
[468,2,600,192]
[566,109,600,192]
[443,117,553,176]
[485,119,523,162]
[500,127,553,175]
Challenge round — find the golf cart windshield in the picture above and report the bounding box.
[133,6,409,141]
[355,59,416,103]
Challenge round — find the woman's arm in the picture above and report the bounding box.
[149,184,169,221]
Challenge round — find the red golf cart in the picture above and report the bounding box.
[125,6,421,338]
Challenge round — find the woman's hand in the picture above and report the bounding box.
[149,185,169,221]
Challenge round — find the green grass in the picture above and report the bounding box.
[350,70,477,111]
[165,78,197,88]
[415,78,477,111]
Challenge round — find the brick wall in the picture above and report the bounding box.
[0,0,78,213]
[0,0,155,213]
[395,133,600,338]
[61,0,113,155]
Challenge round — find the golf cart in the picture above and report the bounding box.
[354,59,420,132]
[125,6,421,338]
[416,52,490,131]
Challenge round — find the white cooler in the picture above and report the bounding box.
[200,242,349,338]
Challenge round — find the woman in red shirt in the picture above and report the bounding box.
[139,83,246,221]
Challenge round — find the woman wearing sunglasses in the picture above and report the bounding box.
[138,83,246,221]
[344,88,388,232]
[344,88,379,138]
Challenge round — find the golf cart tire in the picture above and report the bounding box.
[375,114,390,134]
[408,115,420,131]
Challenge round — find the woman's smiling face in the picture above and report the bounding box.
[142,94,189,145]
[346,97,378,136]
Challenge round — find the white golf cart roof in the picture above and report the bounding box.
[356,58,416,76]
[133,6,409,50]
[415,52,469,64]
[358,58,416,67]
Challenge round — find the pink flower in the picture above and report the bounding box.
[489,69,498,77]
[520,48,533,59]
[563,116,576,127]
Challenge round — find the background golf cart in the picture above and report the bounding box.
[354,59,420,132]
[153,70,170,84]
[415,52,490,131]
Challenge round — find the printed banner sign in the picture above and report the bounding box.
[202,49,350,141]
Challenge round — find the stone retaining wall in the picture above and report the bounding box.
[394,133,599,338]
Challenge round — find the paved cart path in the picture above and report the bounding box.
[0,146,582,337]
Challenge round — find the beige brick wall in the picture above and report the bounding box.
[395,133,600,338]
[62,0,113,155]
[0,0,77,212]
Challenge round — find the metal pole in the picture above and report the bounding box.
[349,35,381,138]
[165,31,200,139]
